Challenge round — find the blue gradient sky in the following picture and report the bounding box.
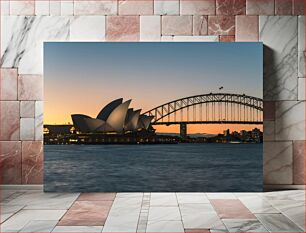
[44,42,262,133]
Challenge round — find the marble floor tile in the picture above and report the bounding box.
[0,209,66,232]
[1,190,305,233]
[260,190,305,201]
[179,203,215,213]
[268,200,305,230]
[146,220,184,233]
[256,213,304,232]
[58,201,113,226]
[102,207,140,232]
[148,206,181,221]
[1,204,25,223]
[1,191,26,203]
[268,199,305,210]
[184,229,210,233]
[6,191,80,209]
[206,193,237,199]
[284,206,304,231]
[181,209,221,229]
[179,204,222,229]
[176,193,210,204]
[234,193,261,198]
[222,219,268,232]
[150,193,178,206]
[52,226,103,232]
[115,192,143,198]
[102,196,142,233]
[20,220,58,232]
[111,196,143,207]
[238,196,279,213]
[210,199,256,219]
[0,190,18,201]
[209,220,228,232]
[77,193,116,201]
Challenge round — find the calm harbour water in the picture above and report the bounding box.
[44,143,262,192]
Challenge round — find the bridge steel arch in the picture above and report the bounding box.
[144,93,263,125]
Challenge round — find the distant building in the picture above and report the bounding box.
[232,131,239,137]
[44,125,74,135]
[71,98,154,134]
[239,130,248,140]
[251,128,262,142]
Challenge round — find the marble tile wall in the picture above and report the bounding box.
[263,141,293,184]
[0,0,305,186]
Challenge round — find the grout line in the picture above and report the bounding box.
[175,192,185,229]
[0,204,25,225]
[136,192,150,232]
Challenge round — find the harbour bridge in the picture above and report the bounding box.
[144,93,263,138]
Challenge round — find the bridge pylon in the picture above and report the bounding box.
[180,123,187,140]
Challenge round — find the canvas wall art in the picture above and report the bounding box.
[44,42,263,192]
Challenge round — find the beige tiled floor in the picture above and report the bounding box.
[0,187,304,233]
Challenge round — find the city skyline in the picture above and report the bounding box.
[44,42,263,134]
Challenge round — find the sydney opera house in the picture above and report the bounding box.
[71,98,154,134]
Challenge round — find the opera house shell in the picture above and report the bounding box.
[71,98,154,134]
